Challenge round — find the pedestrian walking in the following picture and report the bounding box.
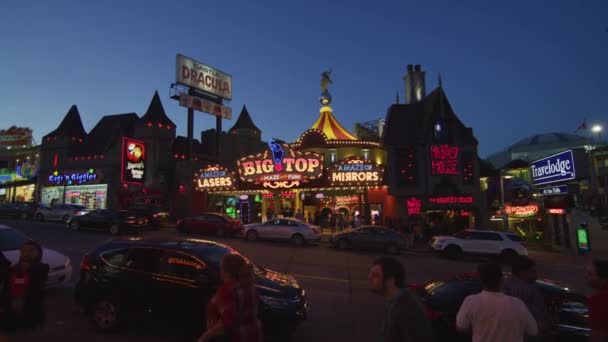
[368,257,432,342]
[199,254,263,342]
[0,252,11,341]
[2,241,50,335]
[295,209,304,221]
[586,258,608,342]
[502,255,553,339]
[456,262,537,342]
[307,212,313,225]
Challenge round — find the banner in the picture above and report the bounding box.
[121,138,145,184]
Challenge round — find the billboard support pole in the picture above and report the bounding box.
[216,115,221,163]
[187,108,194,160]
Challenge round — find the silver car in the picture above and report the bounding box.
[35,204,91,223]
[244,218,321,246]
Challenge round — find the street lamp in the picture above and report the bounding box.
[592,124,603,143]
[500,173,514,231]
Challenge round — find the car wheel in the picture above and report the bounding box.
[443,245,462,259]
[216,228,226,238]
[20,212,28,220]
[386,244,399,255]
[92,299,120,331]
[109,224,120,235]
[246,230,258,241]
[36,213,44,222]
[337,239,349,250]
[70,221,80,231]
[62,215,71,223]
[500,249,518,264]
[291,234,305,246]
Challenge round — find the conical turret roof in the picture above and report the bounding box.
[140,91,175,127]
[45,105,87,138]
[229,105,260,133]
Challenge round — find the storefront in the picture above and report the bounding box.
[39,168,108,209]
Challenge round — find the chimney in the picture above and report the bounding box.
[404,64,426,104]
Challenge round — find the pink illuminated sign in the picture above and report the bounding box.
[430,145,460,175]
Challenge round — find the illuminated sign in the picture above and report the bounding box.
[539,185,568,196]
[335,195,359,205]
[505,204,539,218]
[16,162,37,179]
[176,54,232,101]
[429,196,474,205]
[193,165,235,191]
[47,168,103,186]
[0,126,33,147]
[0,172,16,183]
[179,93,232,119]
[121,138,145,184]
[315,193,325,199]
[239,195,249,200]
[548,208,566,215]
[430,145,460,175]
[461,211,470,217]
[328,156,384,186]
[407,197,421,215]
[577,225,590,253]
[530,150,575,186]
[237,139,323,189]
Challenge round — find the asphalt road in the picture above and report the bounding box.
[0,218,592,341]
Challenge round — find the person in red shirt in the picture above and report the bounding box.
[199,254,262,342]
[587,258,608,342]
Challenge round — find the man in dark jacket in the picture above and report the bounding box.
[369,257,432,342]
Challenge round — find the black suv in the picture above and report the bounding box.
[74,237,307,336]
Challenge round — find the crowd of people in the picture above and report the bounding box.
[369,255,608,342]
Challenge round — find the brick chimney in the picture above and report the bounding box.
[404,64,426,104]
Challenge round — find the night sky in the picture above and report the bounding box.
[0,0,606,157]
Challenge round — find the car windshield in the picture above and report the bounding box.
[453,231,469,238]
[0,229,29,251]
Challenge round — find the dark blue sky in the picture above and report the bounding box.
[1,0,606,157]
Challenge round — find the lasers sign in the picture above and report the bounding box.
[193,165,235,191]
[176,54,232,101]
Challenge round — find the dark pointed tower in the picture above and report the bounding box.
[228,105,261,140]
[40,105,88,173]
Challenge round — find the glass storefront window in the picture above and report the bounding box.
[41,184,108,209]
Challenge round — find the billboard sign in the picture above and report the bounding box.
[121,138,145,184]
[0,126,33,147]
[179,93,232,119]
[237,139,323,189]
[328,157,383,186]
[176,54,232,101]
[193,165,235,191]
[530,150,576,186]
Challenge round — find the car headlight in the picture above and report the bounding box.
[260,295,290,309]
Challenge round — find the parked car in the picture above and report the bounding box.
[74,237,308,336]
[127,204,169,227]
[408,272,589,342]
[244,218,321,246]
[330,226,407,254]
[35,204,92,223]
[429,229,528,261]
[176,213,244,237]
[0,202,36,219]
[67,209,148,235]
[0,224,72,287]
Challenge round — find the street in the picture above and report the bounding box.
[1,219,592,341]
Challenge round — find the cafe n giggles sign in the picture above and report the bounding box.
[328,157,383,186]
[47,168,103,186]
[193,165,235,191]
[237,139,323,189]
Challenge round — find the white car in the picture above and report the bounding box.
[244,218,321,245]
[0,225,72,287]
[35,204,92,223]
[429,229,528,260]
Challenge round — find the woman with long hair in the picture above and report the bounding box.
[199,254,262,342]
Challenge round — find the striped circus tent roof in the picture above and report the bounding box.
[311,106,356,140]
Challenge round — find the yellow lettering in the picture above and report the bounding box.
[295,158,307,172]
[283,158,295,172]
[308,159,320,173]
[242,162,255,176]
[262,159,274,173]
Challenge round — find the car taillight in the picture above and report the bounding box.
[81,254,92,272]
[153,214,158,218]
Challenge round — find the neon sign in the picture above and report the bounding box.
[505,204,539,218]
[47,168,102,186]
[328,156,383,186]
[407,197,421,215]
[16,162,37,179]
[237,139,323,189]
[121,137,145,184]
[335,195,359,205]
[428,196,473,205]
[193,165,235,191]
[548,208,566,215]
[430,145,460,175]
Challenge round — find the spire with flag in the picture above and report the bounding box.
[575,119,587,133]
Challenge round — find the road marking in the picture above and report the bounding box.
[292,273,349,283]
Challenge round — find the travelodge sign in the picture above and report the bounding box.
[530,150,576,186]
